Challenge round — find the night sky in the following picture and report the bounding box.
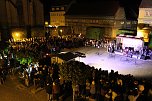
[43,0,142,20]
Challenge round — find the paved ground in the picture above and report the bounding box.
[0,46,152,101]
[0,75,81,101]
[0,75,47,101]
[70,47,152,78]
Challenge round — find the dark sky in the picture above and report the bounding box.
[43,0,142,20]
[119,0,142,20]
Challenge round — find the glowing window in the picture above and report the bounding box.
[61,7,64,10]
[126,21,131,24]
[145,11,150,17]
[52,8,55,11]
[56,8,59,10]
[120,21,124,24]
[133,21,137,24]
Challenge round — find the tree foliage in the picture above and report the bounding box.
[15,48,41,64]
[59,61,92,85]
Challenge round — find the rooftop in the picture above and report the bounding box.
[140,0,152,8]
[66,1,120,17]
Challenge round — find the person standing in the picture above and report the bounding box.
[46,82,53,101]
[52,81,60,101]
[86,79,91,98]
[90,80,96,99]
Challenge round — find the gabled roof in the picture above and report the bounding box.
[66,1,120,17]
[140,0,152,8]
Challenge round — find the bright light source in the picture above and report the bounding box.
[79,33,82,37]
[48,25,52,27]
[15,32,20,37]
[60,29,63,33]
[137,30,143,37]
[45,21,48,25]
[12,32,21,40]
[55,25,58,28]
[12,30,25,41]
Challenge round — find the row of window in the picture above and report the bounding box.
[51,19,65,23]
[67,23,136,30]
[66,19,113,23]
[52,7,64,11]
[51,13,65,16]
[50,18,137,27]
[145,10,152,17]
[66,19,137,25]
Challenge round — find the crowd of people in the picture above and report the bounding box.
[15,62,152,101]
[0,36,152,101]
[10,36,85,53]
[85,39,110,48]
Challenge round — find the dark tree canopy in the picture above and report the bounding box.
[59,61,92,85]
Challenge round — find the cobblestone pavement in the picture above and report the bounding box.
[0,75,47,101]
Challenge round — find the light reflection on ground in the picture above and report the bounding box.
[71,47,152,78]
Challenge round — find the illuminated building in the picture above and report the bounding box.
[138,0,152,25]
[50,0,75,27]
[50,0,75,36]
[137,0,152,46]
[50,1,139,39]
[0,0,44,41]
[65,1,137,39]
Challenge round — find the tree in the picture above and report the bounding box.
[15,48,40,65]
[59,61,92,100]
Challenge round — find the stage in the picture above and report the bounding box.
[70,47,152,78]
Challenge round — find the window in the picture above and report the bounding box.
[96,20,98,23]
[126,21,131,24]
[52,8,55,11]
[145,10,152,17]
[133,21,137,24]
[61,7,64,10]
[120,21,124,24]
[56,8,59,10]
[145,11,150,17]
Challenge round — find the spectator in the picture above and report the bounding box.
[46,82,53,101]
[52,81,60,101]
[90,80,96,99]
[74,83,80,99]
[86,79,91,98]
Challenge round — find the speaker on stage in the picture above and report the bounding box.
[140,55,150,60]
[145,56,151,60]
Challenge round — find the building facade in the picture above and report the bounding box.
[65,1,127,39]
[50,7,66,27]
[50,1,138,39]
[0,0,44,41]
[137,0,152,43]
[138,0,152,25]
[50,0,75,36]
